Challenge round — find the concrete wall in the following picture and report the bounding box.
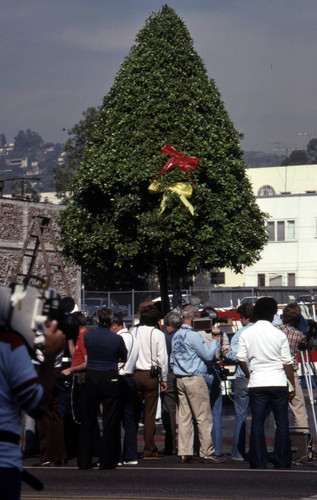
[0,198,81,305]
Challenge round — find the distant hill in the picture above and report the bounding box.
[243,151,281,168]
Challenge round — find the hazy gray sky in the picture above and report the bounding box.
[1,0,316,153]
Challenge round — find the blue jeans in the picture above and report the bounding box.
[205,369,222,456]
[231,376,249,460]
[119,375,138,462]
[249,386,291,469]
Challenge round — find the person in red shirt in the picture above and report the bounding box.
[62,312,89,378]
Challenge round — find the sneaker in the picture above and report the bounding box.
[91,462,100,469]
[204,453,227,463]
[123,460,138,465]
[231,456,245,462]
[143,452,164,459]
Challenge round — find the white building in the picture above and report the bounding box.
[243,164,317,288]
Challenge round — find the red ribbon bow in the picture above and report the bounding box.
[158,144,199,177]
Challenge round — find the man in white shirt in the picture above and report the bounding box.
[132,306,168,459]
[111,314,139,465]
[237,297,295,469]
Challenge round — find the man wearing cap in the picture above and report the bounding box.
[171,303,225,464]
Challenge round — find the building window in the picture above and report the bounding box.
[269,274,283,286]
[287,273,296,286]
[277,221,285,241]
[257,274,265,287]
[210,271,225,285]
[267,220,296,242]
[267,221,275,241]
[258,185,276,197]
[287,220,295,240]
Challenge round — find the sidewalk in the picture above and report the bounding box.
[138,392,317,457]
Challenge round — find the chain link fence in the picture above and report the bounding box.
[81,286,317,326]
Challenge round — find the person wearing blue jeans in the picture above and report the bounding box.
[249,386,290,469]
[225,302,254,461]
[237,297,295,469]
[204,368,223,456]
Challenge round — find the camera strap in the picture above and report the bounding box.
[150,327,155,366]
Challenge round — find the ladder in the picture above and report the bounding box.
[10,216,72,297]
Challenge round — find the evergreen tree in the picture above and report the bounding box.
[58,5,267,311]
[9,129,43,160]
[307,138,317,164]
[281,149,308,166]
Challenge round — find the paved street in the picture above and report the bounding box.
[21,393,317,500]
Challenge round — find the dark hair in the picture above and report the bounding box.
[253,297,278,322]
[237,303,254,321]
[140,305,162,326]
[94,306,113,328]
[112,312,124,327]
[282,303,301,328]
[72,311,86,327]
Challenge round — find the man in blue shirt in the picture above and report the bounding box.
[0,321,65,500]
[171,304,225,464]
[225,303,254,461]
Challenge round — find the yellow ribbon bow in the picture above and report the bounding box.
[148,180,194,215]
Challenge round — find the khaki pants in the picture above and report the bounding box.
[177,376,214,457]
[289,371,309,430]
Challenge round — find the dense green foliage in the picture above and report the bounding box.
[58,5,267,296]
[8,129,43,160]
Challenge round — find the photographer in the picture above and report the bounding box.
[0,320,65,500]
[277,303,309,431]
[197,320,230,460]
[171,304,225,464]
[132,305,168,459]
[224,303,254,461]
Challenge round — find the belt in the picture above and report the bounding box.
[0,430,20,445]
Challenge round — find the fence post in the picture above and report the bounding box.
[132,289,135,326]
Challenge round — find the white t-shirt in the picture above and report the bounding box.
[131,325,168,382]
[118,328,139,376]
[237,320,292,388]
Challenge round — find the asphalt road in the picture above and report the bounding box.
[21,393,317,500]
[21,460,317,500]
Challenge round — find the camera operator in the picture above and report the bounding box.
[277,303,309,431]
[0,320,65,500]
[171,304,225,464]
[196,318,230,460]
[224,303,254,461]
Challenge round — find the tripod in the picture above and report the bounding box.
[299,345,317,439]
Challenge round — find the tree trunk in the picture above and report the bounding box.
[170,269,182,309]
[158,264,170,318]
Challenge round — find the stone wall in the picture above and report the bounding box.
[0,198,81,305]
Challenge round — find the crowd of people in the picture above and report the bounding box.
[0,295,312,497]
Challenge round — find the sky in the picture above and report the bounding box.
[1,0,316,154]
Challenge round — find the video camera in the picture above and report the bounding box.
[192,307,228,333]
[298,320,317,351]
[0,278,78,351]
